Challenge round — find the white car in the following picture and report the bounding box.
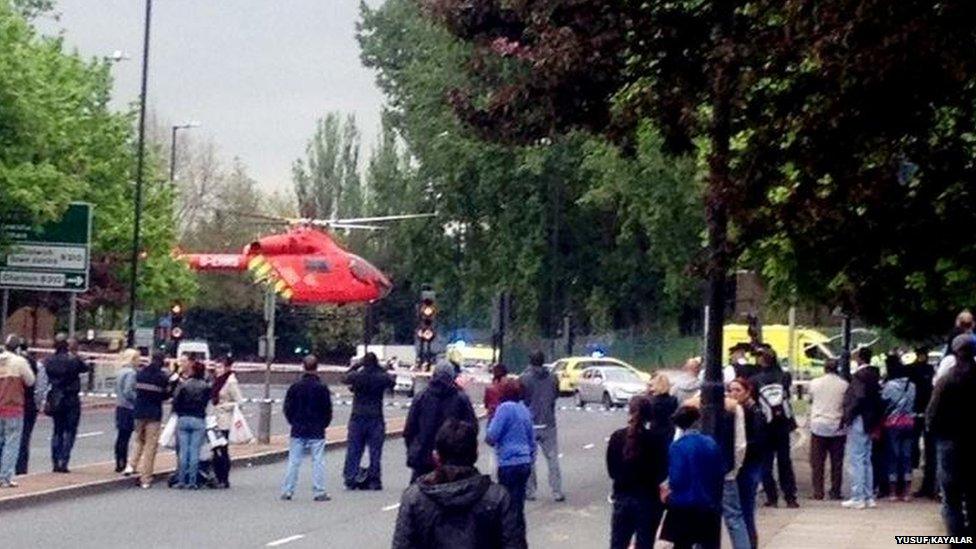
[575,366,646,409]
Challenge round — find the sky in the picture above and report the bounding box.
[37,0,386,193]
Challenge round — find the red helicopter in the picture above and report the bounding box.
[181,213,433,304]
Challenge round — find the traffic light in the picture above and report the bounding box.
[416,287,436,363]
[416,291,436,343]
[170,301,184,341]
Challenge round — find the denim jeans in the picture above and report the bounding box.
[848,416,873,502]
[114,407,135,471]
[610,493,663,549]
[51,404,81,470]
[0,417,24,482]
[343,416,385,488]
[176,416,206,487]
[16,406,36,475]
[886,426,914,483]
[722,478,751,549]
[282,437,327,497]
[937,439,975,538]
[737,461,763,548]
[527,425,563,498]
[498,463,532,534]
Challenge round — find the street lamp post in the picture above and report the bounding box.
[127,0,153,347]
[169,121,200,182]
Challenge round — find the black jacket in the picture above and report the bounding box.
[926,360,976,444]
[172,377,211,419]
[392,466,525,549]
[345,365,394,419]
[748,366,796,433]
[23,354,38,415]
[648,393,678,440]
[842,365,883,430]
[44,351,89,408]
[134,365,171,421]
[741,400,767,468]
[606,427,669,498]
[910,361,935,415]
[283,374,333,439]
[404,372,478,472]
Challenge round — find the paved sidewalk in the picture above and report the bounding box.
[753,428,945,549]
[0,416,406,510]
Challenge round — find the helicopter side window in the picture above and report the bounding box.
[305,259,331,272]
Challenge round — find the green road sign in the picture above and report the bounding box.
[0,202,92,293]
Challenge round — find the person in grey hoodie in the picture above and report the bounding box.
[114,349,140,473]
[519,350,565,502]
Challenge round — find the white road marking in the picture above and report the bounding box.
[583,443,595,450]
[76,431,104,439]
[382,503,401,512]
[266,534,304,547]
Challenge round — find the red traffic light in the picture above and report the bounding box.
[171,327,184,340]
[420,303,436,318]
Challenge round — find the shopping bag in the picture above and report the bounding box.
[228,405,255,444]
[159,415,178,449]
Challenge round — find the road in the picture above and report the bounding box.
[0,398,627,549]
[22,384,412,473]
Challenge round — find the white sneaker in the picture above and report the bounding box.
[866,498,878,508]
[841,499,866,509]
[123,465,135,476]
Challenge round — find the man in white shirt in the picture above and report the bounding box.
[808,358,849,500]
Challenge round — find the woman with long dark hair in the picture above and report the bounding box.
[211,353,243,489]
[729,377,766,548]
[606,395,669,549]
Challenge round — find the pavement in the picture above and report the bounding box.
[20,384,411,472]
[0,394,949,548]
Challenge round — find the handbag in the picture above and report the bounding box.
[883,379,915,430]
[159,415,179,449]
[228,405,255,444]
[43,388,64,417]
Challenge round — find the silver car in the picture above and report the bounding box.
[575,366,646,409]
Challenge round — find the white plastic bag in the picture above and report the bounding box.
[159,415,178,449]
[228,405,254,444]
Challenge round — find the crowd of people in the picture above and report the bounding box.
[0,332,248,491]
[2,314,974,546]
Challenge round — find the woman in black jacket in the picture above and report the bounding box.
[606,395,669,549]
[647,373,678,441]
[171,362,211,489]
[729,377,766,549]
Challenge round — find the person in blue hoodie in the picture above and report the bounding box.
[486,378,535,532]
[660,405,725,549]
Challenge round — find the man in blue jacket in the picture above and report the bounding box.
[281,354,333,501]
[660,405,724,549]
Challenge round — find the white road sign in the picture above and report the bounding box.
[0,270,86,290]
[5,244,87,270]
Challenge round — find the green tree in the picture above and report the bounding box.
[358,0,706,337]
[293,113,363,220]
[1,2,194,323]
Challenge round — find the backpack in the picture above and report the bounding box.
[757,382,794,426]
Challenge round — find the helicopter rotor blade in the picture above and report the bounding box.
[329,213,436,224]
[329,223,386,231]
[224,210,295,224]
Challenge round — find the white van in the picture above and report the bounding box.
[176,340,211,363]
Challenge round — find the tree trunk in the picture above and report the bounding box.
[700,2,737,439]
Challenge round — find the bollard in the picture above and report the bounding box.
[257,400,272,444]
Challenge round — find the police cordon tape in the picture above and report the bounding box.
[78,390,622,413]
